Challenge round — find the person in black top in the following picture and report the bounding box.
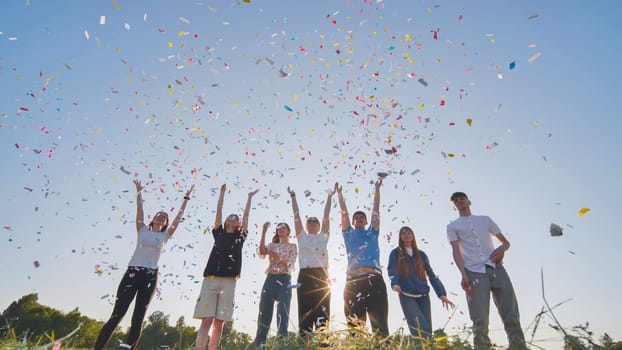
[193,184,258,350]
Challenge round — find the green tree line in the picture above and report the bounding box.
[1,293,620,349]
[0,293,249,350]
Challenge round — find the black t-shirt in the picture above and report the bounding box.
[202,225,247,278]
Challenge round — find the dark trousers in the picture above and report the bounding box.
[94,267,158,350]
[343,272,389,337]
[297,267,330,336]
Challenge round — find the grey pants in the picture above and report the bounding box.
[465,264,527,350]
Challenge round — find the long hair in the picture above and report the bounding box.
[148,211,169,232]
[272,222,291,243]
[396,226,426,280]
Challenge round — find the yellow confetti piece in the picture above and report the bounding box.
[111,0,120,10]
[418,103,425,109]
[447,153,455,158]
[167,41,173,48]
[354,187,359,194]
[405,34,413,41]
[116,47,121,53]
[126,77,132,82]
[578,207,591,217]
[467,118,473,126]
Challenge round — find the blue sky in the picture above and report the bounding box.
[1,1,621,349]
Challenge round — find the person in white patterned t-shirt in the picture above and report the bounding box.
[254,221,298,349]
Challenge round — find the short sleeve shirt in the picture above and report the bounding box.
[203,225,248,278]
[297,232,329,269]
[342,226,381,272]
[127,224,171,269]
[264,243,298,274]
[447,215,501,273]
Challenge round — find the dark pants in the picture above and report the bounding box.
[343,272,389,337]
[297,267,330,336]
[94,267,158,350]
[254,274,292,349]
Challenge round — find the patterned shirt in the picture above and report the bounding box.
[263,243,297,275]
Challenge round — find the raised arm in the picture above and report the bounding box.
[241,189,259,232]
[321,183,337,235]
[370,177,382,231]
[134,179,144,232]
[336,182,350,230]
[450,240,472,295]
[168,184,194,236]
[287,187,304,235]
[215,184,226,227]
[259,221,270,256]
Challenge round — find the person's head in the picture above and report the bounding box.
[272,222,291,243]
[352,211,367,229]
[396,226,426,279]
[398,226,416,248]
[450,191,471,211]
[148,211,169,232]
[224,213,241,232]
[305,216,321,234]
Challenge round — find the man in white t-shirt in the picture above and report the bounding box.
[446,192,527,350]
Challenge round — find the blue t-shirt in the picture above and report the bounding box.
[342,226,381,272]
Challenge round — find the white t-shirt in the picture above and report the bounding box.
[446,215,501,273]
[296,232,329,269]
[127,224,171,269]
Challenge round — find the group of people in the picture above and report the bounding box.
[93,178,529,350]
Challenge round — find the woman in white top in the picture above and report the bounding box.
[254,221,297,350]
[94,179,193,350]
[287,184,336,336]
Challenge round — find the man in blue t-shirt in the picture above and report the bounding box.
[337,178,389,338]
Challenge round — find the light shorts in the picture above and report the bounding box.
[193,276,237,321]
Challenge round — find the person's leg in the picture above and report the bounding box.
[366,274,389,338]
[126,269,158,349]
[343,275,367,333]
[276,275,292,338]
[297,269,314,336]
[255,276,276,349]
[490,264,527,350]
[208,319,225,350]
[399,294,429,340]
[94,269,138,350]
[417,295,433,340]
[195,317,214,350]
[466,269,493,350]
[315,268,331,332]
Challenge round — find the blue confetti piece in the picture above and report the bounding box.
[284,105,293,112]
[509,61,516,70]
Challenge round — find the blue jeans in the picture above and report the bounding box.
[254,274,292,349]
[399,293,432,346]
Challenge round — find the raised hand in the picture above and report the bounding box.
[134,179,144,193]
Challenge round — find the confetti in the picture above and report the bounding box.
[549,223,563,237]
[100,16,106,25]
[33,260,40,268]
[578,207,591,217]
[528,52,541,62]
